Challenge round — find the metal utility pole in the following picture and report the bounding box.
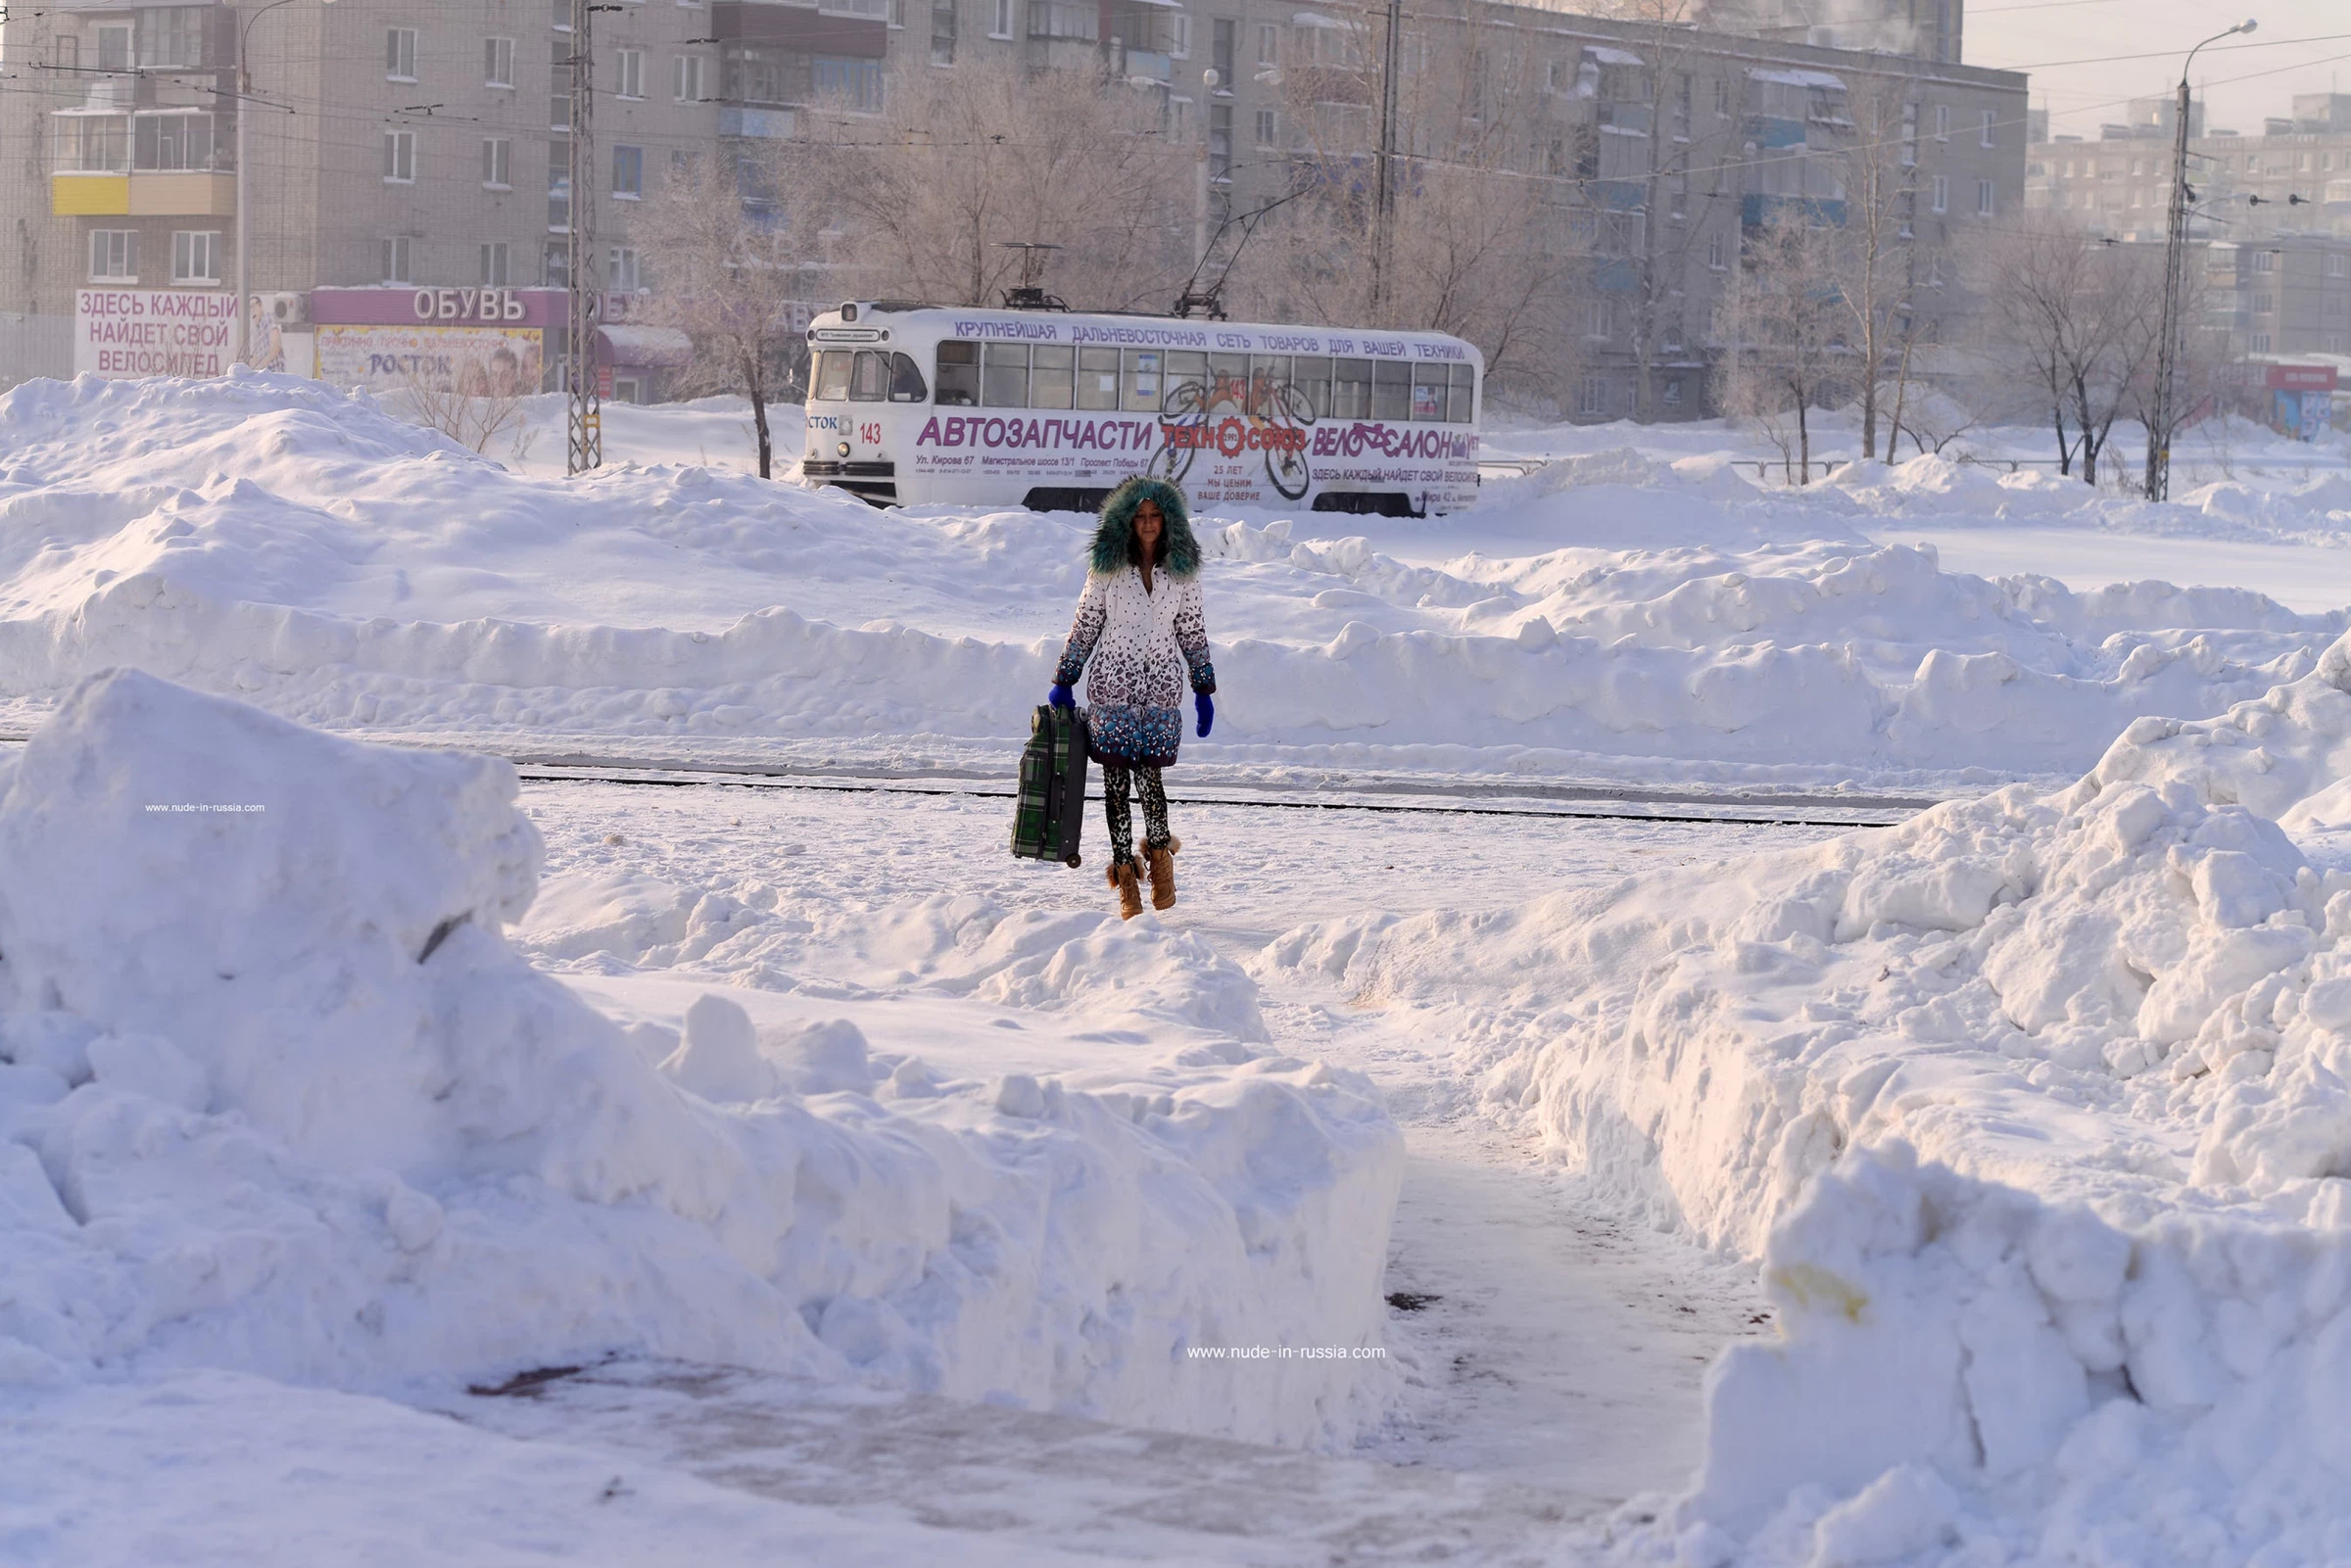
[2146,18,2254,503]
[565,0,602,474]
[1368,0,1402,324]
[1195,71,1217,271]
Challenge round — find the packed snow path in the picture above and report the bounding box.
[480,776,1835,1558]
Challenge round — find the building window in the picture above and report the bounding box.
[548,167,570,232]
[616,48,645,98]
[2254,250,2277,272]
[1980,108,1994,148]
[384,130,416,183]
[990,0,1014,36]
[674,54,706,100]
[544,240,569,286]
[1933,103,1948,140]
[611,144,644,199]
[1901,101,1917,166]
[1255,107,1275,144]
[1576,375,1607,415]
[1977,178,1993,216]
[932,0,955,65]
[88,229,138,283]
[2253,333,2273,354]
[552,0,572,32]
[133,113,218,171]
[1931,174,1948,214]
[1212,19,1234,89]
[387,26,418,81]
[1585,299,1611,339]
[381,236,413,285]
[95,22,132,70]
[1662,377,1683,407]
[1257,22,1277,63]
[1169,12,1189,56]
[486,36,516,86]
[815,57,885,110]
[483,137,512,187]
[608,245,642,291]
[169,229,220,285]
[1706,233,1725,269]
[2329,255,2347,278]
[480,240,510,285]
[1713,77,1730,116]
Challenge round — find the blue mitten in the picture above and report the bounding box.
[1049,684,1076,710]
[1195,691,1214,737]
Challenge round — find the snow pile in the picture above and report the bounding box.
[1269,634,2351,1556]
[6,374,2349,785]
[518,871,1270,1045]
[0,670,1402,1445]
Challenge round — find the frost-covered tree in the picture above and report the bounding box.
[1712,206,1847,483]
[1972,216,2163,488]
[797,58,1192,310]
[631,151,829,479]
[1229,7,1588,406]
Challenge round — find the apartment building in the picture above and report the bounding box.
[2202,235,2351,359]
[2,0,2022,421]
[2027,92,2351,246]
[0,0,747,386]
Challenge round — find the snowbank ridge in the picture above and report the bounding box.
[1271,631,2351,1558]
[0,670,1402,1445]
[3,376,2345,784]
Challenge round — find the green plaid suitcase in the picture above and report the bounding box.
[1010,703,1089,868]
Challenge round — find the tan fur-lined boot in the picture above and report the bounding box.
[1107,858,1144,921]
[1145,838,1180,912]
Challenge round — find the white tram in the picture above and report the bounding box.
[798,302,1482,516]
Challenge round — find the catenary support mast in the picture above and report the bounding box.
[566,0,602,475]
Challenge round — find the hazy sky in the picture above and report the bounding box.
[1969,0,2351,137]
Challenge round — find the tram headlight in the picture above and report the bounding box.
[837,440,851,457]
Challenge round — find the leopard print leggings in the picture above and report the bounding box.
[1099,760,1170,868]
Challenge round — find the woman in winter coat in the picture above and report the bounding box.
[1049,476,1216,921]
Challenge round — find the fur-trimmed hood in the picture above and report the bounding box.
[1088,476,1201,578]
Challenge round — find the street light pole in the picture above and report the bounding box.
[234,0,332,367]
[2146,18,2254,502]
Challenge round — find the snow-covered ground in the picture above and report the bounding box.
[12,373,2351,1562]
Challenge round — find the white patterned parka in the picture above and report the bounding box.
[1053,477,1216,768]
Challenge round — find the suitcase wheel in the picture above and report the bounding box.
[1066,852,1082,869]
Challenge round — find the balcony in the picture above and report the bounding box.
[53,107,231,214]
[52,172,235,216]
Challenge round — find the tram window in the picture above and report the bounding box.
[1370,359,1412,421]
[936,341,980,405]
[1447,362,1475,422]
[813,351,855,403]
[1077,347,1121,409]
[1330,357,1371,419]
[1291,356,1332,418]
[1250,355,1289,412]
[849,351,889,402]
[1207,352,1247,406]
[1122,349,1162,412]
[983,343,1030,406]
[1410,363,1447,421]
[1031,345,1075,408]
[889,352,929,403]
[1164,351,1207,400]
